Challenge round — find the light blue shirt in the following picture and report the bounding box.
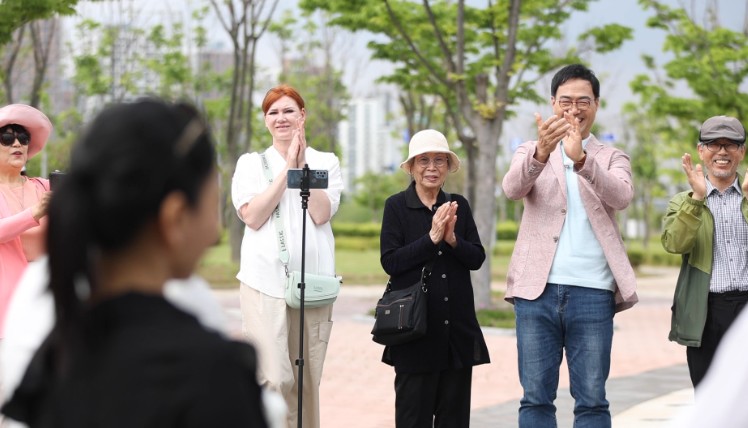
[547,138,615,291]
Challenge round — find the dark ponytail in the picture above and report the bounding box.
[46,99,216,363]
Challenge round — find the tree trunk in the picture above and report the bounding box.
[2,25,25,103]
[29,20,56,108]
[469,118,502,309]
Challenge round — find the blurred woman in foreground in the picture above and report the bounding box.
[2,99,268,428]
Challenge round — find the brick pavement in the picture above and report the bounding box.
[213,266,691,427]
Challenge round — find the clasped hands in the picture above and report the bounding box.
[285,117,307,169]
[533,111,584,164]
[430,201,458,247]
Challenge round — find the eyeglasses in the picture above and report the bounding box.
[0,130,30,146]
[557,98,593,111]
[701,141,743,153]
[415,156,448,168]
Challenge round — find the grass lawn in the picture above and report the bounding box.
[198,235,673,329]
[198,243,512,288]
[199,242,517,327]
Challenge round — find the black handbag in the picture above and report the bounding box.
[371,261,434,346]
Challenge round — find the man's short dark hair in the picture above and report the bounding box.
[551,64,600,99]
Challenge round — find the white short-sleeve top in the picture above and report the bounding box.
[231,146,343,298]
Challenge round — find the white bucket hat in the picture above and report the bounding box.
[400,129,460,174]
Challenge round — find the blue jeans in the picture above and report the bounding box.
[515,284,615,428]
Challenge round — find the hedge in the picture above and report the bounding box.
[331,222,381,238]
[332,221,521,240]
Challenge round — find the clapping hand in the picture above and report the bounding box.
[429,201,458,245]
[561,111,584,163]
[682,153,706,200]
[534,112,571,163]
[443,202,458,247]
[286,117,307,169]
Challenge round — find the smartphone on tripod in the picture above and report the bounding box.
[287,168,328,189]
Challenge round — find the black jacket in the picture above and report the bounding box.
[379,182,490,373]
[3,293,268,428]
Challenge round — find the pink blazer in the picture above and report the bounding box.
[502,136,638,312]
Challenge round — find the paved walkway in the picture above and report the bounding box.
[212,266,693,427]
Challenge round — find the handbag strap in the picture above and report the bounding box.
[388,191,452,293]
[260,152,290,276]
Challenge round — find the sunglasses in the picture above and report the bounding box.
[0,129,31,146]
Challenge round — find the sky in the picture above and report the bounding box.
[68,0,746,148]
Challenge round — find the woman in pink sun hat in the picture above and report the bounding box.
[0,104,53,336]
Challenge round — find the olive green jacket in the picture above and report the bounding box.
[661,183,748,347]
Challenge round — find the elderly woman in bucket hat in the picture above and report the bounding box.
[379,129,490,427]
[0,104,53,335]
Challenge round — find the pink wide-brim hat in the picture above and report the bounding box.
[0,104,53,158]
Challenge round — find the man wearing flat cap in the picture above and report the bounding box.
[662,115,748,387]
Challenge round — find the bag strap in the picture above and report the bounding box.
[387,191,452,293]
[260,152,290,277]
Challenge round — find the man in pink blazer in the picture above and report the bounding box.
[502,64,638,428]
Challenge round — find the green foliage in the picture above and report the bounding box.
[267,9,349,156]
[144,23,193,99]
[333,200,375,223]
[332,222,382,237]
[626,247,645,269]
[352,172,408,222]
[334,236,379,251]
[579,23,633,53]
[496,220,518,240]
[0,0,79,45]
[626,238,682,267]
[475,307,515,329]
[199,236,513,287]
[297,0,632,139]
[631,0,748,150]
[493,239,516,256]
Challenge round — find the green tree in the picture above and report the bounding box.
[300,0,632,307]
[269,9,349,155]
[354,172,408,221]
[51,5,215,174]
[621,105,667,247]
[0,0,79,45]
[626,0,748,242]
[630,0,748,157]
[0,18,59,108]
[209,0,279,262]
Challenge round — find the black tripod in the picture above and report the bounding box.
[294,164,311,428]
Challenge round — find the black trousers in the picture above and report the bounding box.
[394,367,473,428]
[687,290,748,387]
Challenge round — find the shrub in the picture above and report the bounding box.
[493,240,515,256]
[335,236,379,251]
[496,220,519,240]
[332,222,381,238]
[476,308,516,329]
[647,250,682,267]
[627,247,645,269]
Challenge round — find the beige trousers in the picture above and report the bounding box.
[240,285,333,428]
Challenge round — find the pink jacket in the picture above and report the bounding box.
[0,177,49,335]
[501,136,638,312]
